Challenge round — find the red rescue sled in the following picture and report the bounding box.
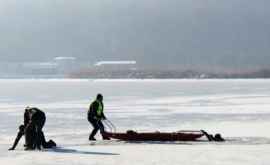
[102,130,204,141]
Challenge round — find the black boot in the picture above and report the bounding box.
[89,136,96,141]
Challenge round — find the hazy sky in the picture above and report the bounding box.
[0,0,269,69]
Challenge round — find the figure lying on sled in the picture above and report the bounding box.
[101,119,225,142]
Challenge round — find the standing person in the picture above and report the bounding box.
[24,107,46,150]
[88,94,110,141]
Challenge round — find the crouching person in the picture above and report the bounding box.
[24,107,46,150]
[9,124,56,150]
[9,107,56,151]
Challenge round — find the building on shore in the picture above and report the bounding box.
[94,60,137,70]
[54,56,77,74]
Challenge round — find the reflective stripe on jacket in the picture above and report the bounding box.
[96,100,103,117]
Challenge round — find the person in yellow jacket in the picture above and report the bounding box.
[87,94,110,141]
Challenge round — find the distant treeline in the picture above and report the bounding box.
[69,68,270,79]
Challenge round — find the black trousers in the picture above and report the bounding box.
[25,114,46,149]
[88,117,105,139]
[24,124,35,148]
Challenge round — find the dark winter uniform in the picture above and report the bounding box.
[9,125,56,150]
[88,99,108,140]
[24,109,33,148]
[24,107,46,150]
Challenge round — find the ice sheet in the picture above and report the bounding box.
[0,79,269,164]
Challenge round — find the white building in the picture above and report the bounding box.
[94,60,137,71]
[54,56,77,74]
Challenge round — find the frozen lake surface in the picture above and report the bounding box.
[0,79,269,165]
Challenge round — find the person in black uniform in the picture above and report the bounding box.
[88,94,110,141]
[9,124,56,150]
[24,107,46,150]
